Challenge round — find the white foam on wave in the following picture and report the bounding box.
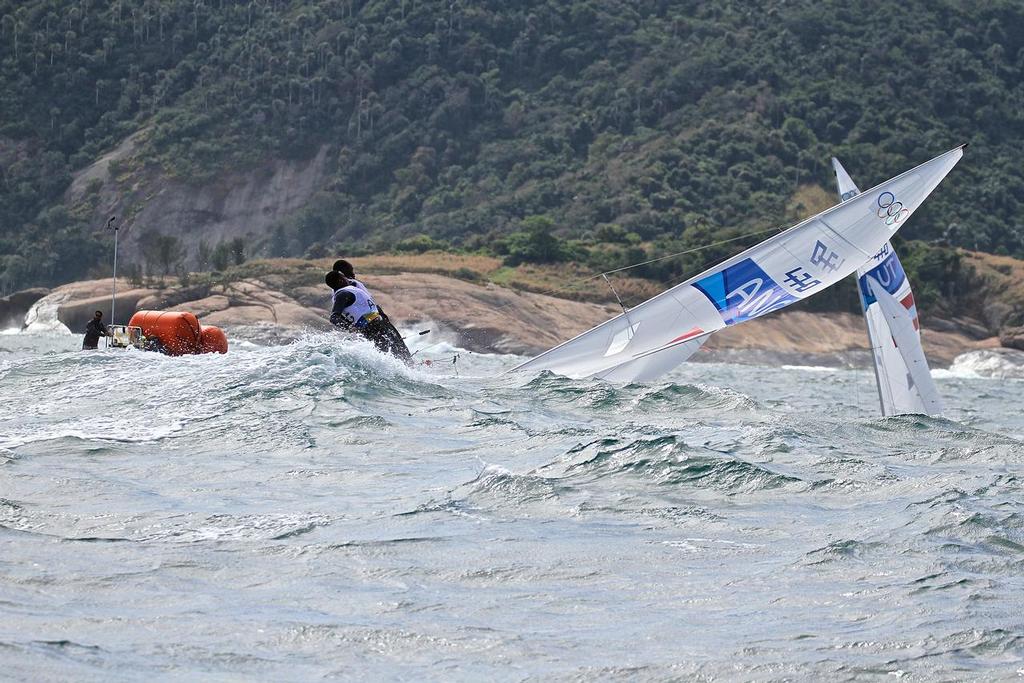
[141,512,333,543]
[271,329,425,384]
[780,365,839,373]
[22,291,73,335]
[400,321,522,361]
[940,349,1024,380]
[397,323,527,381]
[0,420,184,450]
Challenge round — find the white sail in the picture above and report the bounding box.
[593,335,709,383]
[866,275,944,414]
[831,157,943,416]
[512,146,964,382]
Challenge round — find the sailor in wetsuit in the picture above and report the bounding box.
[82,310,110,350]
[325,270,412,362]
[331,259,410,357]
[331,259,395,325]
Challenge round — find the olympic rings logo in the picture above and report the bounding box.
[877,192,909,226]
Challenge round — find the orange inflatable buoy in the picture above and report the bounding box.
[128,310,202,356]
[199,325,229,354]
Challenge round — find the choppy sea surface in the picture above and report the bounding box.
[2,330,1023,681]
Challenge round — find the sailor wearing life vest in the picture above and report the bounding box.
[325,270,411,362]
[332,258,397,327]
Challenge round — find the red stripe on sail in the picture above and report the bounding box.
[900,292,915,309]
[668,327,705,344]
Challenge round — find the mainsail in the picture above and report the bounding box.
[832,157,943,416]
[512,146,965,383]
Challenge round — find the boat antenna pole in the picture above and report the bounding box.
[107,216,118,326]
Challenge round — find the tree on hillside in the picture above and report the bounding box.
[1,0,1023,310]
[500,216,571,266]
[139,230,184,277]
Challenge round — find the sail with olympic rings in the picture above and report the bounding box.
[832,157,943,416]
[510,145,965,383]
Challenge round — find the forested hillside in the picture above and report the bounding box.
[2,0,1024,311]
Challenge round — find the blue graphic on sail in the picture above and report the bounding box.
[857,251,907,307]
[693,258,797,326]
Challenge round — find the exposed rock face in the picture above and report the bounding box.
[67,130,331,268]
[49,280,161,333]
[999,325,1024,351]
[67,129,146,199]
[0,288,49,328]
[46,277,331,341]
[350,272,621,354]
[36,270,998,366]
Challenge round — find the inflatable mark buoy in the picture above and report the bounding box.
[199,325,228,354]
[127,310,227,355]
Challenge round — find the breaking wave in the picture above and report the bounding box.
[944,348,1024,379]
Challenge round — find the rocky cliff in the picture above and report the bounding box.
[0,288,49,329]
[66,130,331,269]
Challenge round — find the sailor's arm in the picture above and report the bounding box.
[330,291,356,327]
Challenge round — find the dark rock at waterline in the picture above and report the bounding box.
[926,316,991,339]
[0,288,49,328]
[999,325,1024,351]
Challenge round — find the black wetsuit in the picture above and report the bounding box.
[330,290,412,362]
[83,319,108,350]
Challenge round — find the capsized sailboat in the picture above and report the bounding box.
[832,158,942,416]
[511,146,965,383]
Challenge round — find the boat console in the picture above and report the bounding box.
[106,325,145,350]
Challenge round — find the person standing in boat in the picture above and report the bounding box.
[325,270,411,362]
[82,310,110,350]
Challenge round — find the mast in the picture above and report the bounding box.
[107,216,117,349]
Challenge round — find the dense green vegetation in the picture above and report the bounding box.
[1,0,1023,318]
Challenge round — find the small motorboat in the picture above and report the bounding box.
[113,310,228,355]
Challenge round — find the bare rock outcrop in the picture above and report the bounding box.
[999,325,1024,351]
[47,277,332,340]
[356,272,620,354]
[67,129,331,268]
[0,288,50,328]
[50,280,159,333]
[36,268,1000,366]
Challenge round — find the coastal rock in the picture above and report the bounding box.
[53,280,160,332]
[200,305,273,326]
[67,130,331,270]
[998,325,1024,351]
[0,288,49,328]
[173,295,231,318]
[39,264,999,365]
[363,272,619,355]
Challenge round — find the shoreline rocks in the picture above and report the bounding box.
[0,288,49,328]
[10,270,1002,367]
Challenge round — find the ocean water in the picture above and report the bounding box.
[1,331,1023,681]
